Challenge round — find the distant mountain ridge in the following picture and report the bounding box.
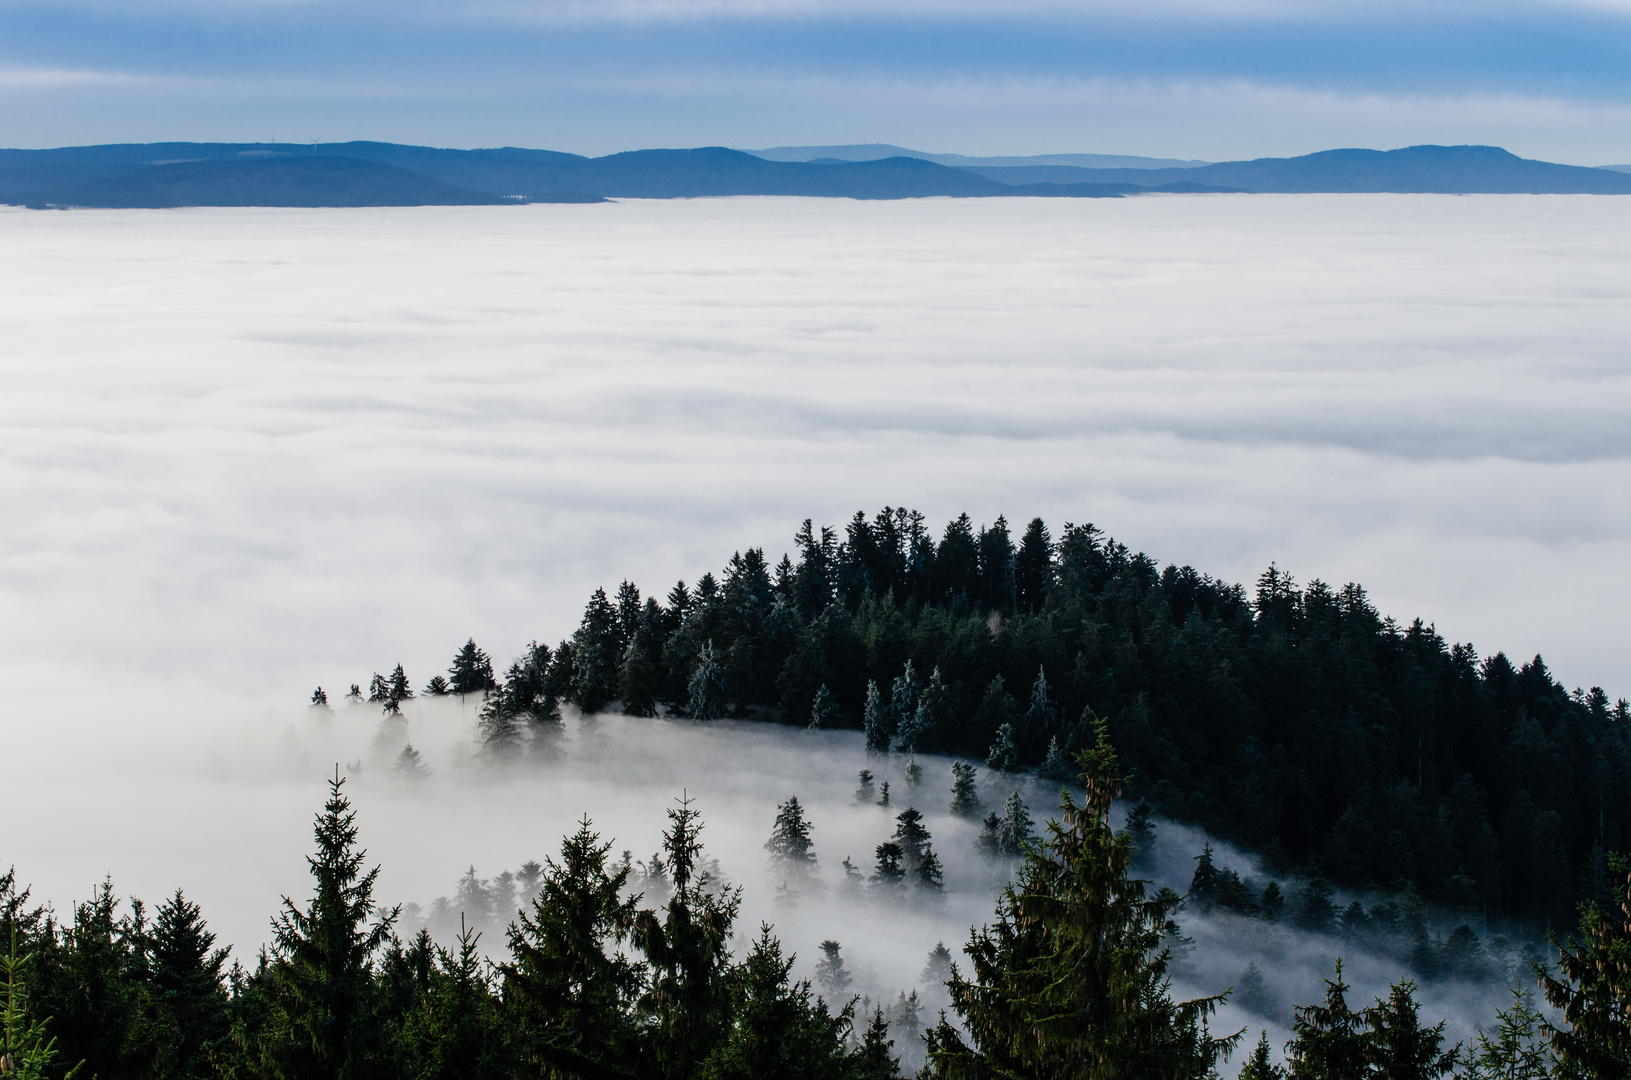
[747,144,1213,169]
[2,141,1627,207]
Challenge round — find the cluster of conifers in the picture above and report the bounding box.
[5,729,1630,1079]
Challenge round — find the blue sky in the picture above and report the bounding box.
[1,0,1629,162]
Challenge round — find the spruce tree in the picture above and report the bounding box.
[1259,882,1285,923]
[852,1007,899,1080]
[916,843,945,893]
[1190,843,1223,910]
[877,781,890,808]
[392,744,430,782]
[386,664,413,710]
[985,722,1020,774]
[402,919,506,1080]
[447,639,496,697]
[892,807,932,877]
[975,810,1003,857]
[863,681,890,755]
[1237,1031,1283,1080]
[814,940,851,999]
[700,926,852,1080]
[149,889,231,1078]
[998,791,1036,855]
[1540,857,1631,1076]
[502,816,642,1076]
[632,794,741,1080]
[1286,960,1366,1080]
[924,721,1238,1078]
[765,797,818,881]
[950,761,980,818]
[422,675,449,696]
[1463,989,1555,1079]
[310,687,329,708]
[1363,980,1456,1079]
[262,771,398,1079]
[890,661,919,741]
[2,926,82,1080]
[1235,963,1277,1019]
[807,684,835,731]
[617,637,659,718]
[856,770,876,804]
[1292,878,1337,934]
[871,843,907,896]
[921,942,953,988]
[687,641,726,721]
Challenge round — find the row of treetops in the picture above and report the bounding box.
[7,729,1627,1079]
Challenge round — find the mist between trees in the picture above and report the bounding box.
[5,711,1627,1080]
[348,507,1628,940]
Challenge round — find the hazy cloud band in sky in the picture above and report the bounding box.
[1,0,1630,158]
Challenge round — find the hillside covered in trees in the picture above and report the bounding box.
[410,509,1628,933]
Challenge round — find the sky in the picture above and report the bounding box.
[1,0,1630,161]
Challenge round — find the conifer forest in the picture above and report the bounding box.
[7,509,1631,1079]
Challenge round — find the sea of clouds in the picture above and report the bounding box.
[1,193,1625,1057]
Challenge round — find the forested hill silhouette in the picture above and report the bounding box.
[6,140,1628,206]
[964,144,1631,193]
[440,509,1628,932]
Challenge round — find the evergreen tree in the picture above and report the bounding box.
[871,843,907,896]
[571,588,623,714]
[765,797,818,881]
[916,844,945,893]
[422,675,449,697]
[1039,735,1071,782]
[852,1007,899,1080]
[1237,1032,1283,1080]
[633,794,742,1080]
[998,792,1036,856]
[889,662,919,742]
[700,925,853,1080]
[813,940,851,999]
[502,816,642,1077]
[1014,516,1053,613]
[311,687,329,708]
[386,664,413,710]
[807,684,836,731]
[921,942,953,987]
[1463,989,1555,1080]
[984,722,1020,774]
[877,781,890,808]
[1286,960,1366,1080]
[261,771,398,1079]
[391,744,430,783]
[924,721,1238,1078]
[856,770,876,804]
[447,639,496,697]
[401,919,505,1080]
[975,810,1004,857]
[1293,878,1337,935]
[1540,857,1631,1076]
[346,684,363,706]
[1235,963,1277,1020]
[891,807,932,877]
[949,761,980,818]
[618,636,660,718]
[687,641,727,721]
[1259,882,1285,923]
[2,926,82,1080]
[1125,800,1156,868]
[1363,980,1457,1080]
[863,681,890,755]
[149,889,231,1078]
[1018,665,1055,749]
[1190,843,1223,910]
[477,694,522,759]
[904,759,923,789]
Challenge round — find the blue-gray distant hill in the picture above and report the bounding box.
[0,144,1140,207]
[967,145,1631,194]
[2,141,1627,207]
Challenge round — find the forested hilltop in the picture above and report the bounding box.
[397,509,1627,933]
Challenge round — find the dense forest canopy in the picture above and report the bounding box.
[456,508,1628,932]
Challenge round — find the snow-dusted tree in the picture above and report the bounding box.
[950,761,981,817]
[807,683,836,731]
[862,680,890,755]
[686,640,726,721]
[985,722,1020,773]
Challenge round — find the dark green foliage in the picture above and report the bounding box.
[863,681,890,755]
[1237,1032,1282,1080]
[1463,990,1555,1079]
[3,925,83,1080]
[851,1008,898,1080]
[147,890,232,1078]
[1363,980,1456,1080]
[421,676,448,697]
[949,762,980,818]
[1286,961,1366,1080]
[813,940,851,999]
[447,639,496,697]
[1293,878,1337,934]
[698,926,853,1080]
[261,771,398,1079]
[632,795,742,1080]
[687,641,727,721]
[923,720,1238,1079]
[765,797,818,881]
[1190,843,1222,909]
[501,816,642,1076]
[508,508,1631,930]
[399,921,505,1080]
[1540,858,1631,1076]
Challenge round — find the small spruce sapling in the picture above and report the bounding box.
[855,770,876,804]
[807,684,835,731]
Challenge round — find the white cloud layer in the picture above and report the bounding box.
[1,195,1628,702]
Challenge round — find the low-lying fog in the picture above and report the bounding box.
[1,693,1528,1063]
